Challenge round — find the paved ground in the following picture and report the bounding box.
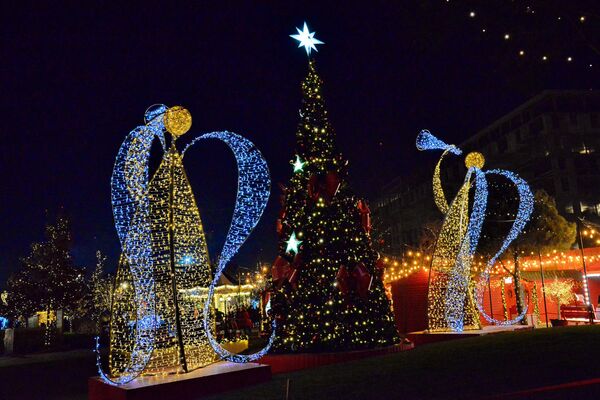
[1,326,599,399]
[0,350,95,400]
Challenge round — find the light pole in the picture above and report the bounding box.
[576,218,591,306]
[537,250,549,328]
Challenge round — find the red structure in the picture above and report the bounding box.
[258,342,413,374]
[389,247,600,333]
[389,269,429,333]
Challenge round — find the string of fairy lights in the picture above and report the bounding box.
[188,131,275,363]
[381,250,600,284]
[473,169,534,326]
[97,106,166,385]
[417,130,482,332]
[443,0,598,70]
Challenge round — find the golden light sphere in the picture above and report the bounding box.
[164,106,192,136]
[465,152,485,169]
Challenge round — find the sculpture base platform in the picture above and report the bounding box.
[88,361,271,400]
[407,325,533,346]
[258,342,414,374]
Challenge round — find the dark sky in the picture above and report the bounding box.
[1,1,598,284]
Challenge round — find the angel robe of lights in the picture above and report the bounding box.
[109,142,214,377]
[426,148,481,332]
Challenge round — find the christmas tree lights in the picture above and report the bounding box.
[271,25,399,352]
[417,130,533,332]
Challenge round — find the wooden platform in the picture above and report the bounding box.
[258,342,414,374]
[407,325,534,346]
[88,361,271,400]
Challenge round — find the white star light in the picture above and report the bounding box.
[290,22,324,56]
[285,231,302,254]
[292,155,306,172]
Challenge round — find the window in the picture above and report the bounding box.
[529,118,544,137]
[497,136,508,153]
[565,203,574,214]
[561,177,570,192]
[551,113,560,129]
[569,113,578,126]
[591,113,599,129]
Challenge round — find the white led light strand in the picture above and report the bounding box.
[474,169,534,325]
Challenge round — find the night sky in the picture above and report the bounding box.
[1,1,597,284]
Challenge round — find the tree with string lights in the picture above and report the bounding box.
[81,250,113,334]
[270,23,399,352]
[5,214,85,343]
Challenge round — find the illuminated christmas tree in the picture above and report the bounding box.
[271,23,399,352]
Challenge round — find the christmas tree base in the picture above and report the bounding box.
[88,361,271,400]
[258,343,413,374]
[407,324,533,346]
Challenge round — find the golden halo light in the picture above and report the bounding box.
[465,152,485,169]
[164,106,192,136]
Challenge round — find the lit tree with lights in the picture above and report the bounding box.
[545,279,575,319]
[271,23,398,352]
[5,215,85,343]
[84,250,113,334]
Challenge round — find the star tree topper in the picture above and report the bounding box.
[290,22,324,56]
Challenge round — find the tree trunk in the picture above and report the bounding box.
[44,303,52,347]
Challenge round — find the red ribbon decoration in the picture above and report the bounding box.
[357,199,372,233]
[336,265,352,296]
[272,256,292,289]
[324,171,341,201]
[352,263,373,299]
[375,257,386,279]
[272,253,303,289]
[308,171,341,204]
[335,263,372,299]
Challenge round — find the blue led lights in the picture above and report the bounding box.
[183,132,276,362]
[96,106,167,385]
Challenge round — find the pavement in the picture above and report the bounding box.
[0,349,93,368]
[0,349,96,400]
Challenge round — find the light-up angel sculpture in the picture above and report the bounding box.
[416,130,534,332]
[96,105,275,385]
